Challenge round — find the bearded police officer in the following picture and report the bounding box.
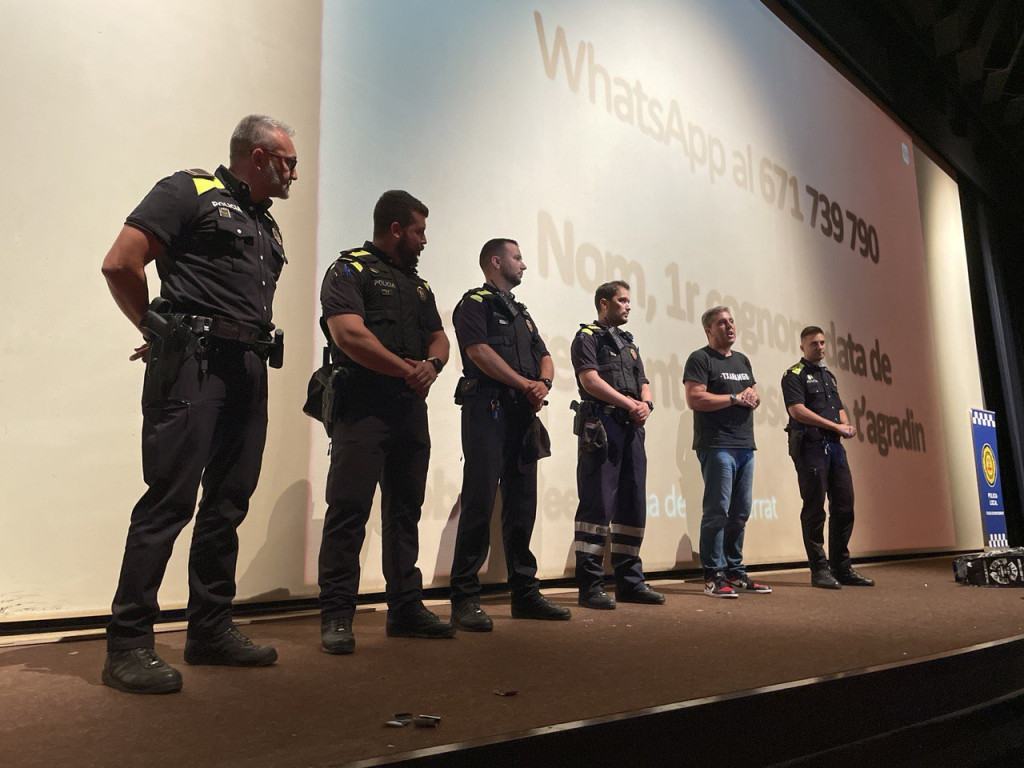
[782,326,874,589]
[570,281,665,610]
[448,239,571,631]
[100,115,297,694]
[318,190,454,654]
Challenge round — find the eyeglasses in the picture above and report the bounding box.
[260,149,298,171]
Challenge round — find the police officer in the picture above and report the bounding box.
[782,325,874,589]
[100,115,297,694]
[318,190,454,654]
[448,239,571,631]
[570,281,665,609]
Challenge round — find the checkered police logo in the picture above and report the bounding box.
[972,410,996,427]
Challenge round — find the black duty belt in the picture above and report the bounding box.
[188,316,268,344]
[580,399,633,425]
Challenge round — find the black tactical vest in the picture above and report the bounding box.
[577,323,643,399]
[456,286,543,380]
[326,248,430,364]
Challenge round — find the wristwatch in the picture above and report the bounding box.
[427,357,444,374]
[730,394,738,404]
[540,378,553,391]
[644,400,654,412]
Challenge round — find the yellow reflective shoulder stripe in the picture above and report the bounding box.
[581,328,593,335]
[350,261,364,272]
[788,363,804,376]
[423,281,431,292]
[470,294,483,302]
[192,177,225,196]
[350,249,370,257]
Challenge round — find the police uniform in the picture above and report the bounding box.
[449,285,548,605]
[570,322,650,598]
[781,358,855,575]
[318,243,442,621]
[108,166,286,652]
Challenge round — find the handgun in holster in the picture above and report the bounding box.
[303,345,351,436]
[139,298,197,406]
[571,400,607,459]
[785,424,805,459]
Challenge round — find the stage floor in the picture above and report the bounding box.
[2,557,1023,768]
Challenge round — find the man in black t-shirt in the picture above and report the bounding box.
[684,306,771,599]
[447,239,571,631]
[317,190,455,655]
[100,115,298,694]
[782,325,874,589]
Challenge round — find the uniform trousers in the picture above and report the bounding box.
[792,438,855,573]
[573,411,647,596]
[319,381,429,620]
[450,394,540,604]
[108,343,268,651]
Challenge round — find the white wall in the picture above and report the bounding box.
[0,0,322,619]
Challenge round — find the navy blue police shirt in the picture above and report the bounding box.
[126,165,285,331]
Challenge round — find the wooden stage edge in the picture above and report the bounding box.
[4,557,1024,768]
[357,634,1024,768]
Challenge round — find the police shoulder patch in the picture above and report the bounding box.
[191,175,225,196]
[788,362,804,376]
[337,248,376,272]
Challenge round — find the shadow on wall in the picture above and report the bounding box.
[238,480,312,602]
[432,492,512,587]
[676,410,701,569]
[432,494,461,582]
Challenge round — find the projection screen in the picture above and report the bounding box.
[306,0,976,590]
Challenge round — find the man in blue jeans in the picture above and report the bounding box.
[683,306,771,599]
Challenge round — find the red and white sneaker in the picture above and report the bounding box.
[704,578,739,599]
[725,575,773,594]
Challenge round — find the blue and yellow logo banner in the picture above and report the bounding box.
[971,409,1006,548]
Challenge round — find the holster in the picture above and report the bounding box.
[140,300,198,406]
[571,401,607,459]
[454,376,519,406]
[303,348,352,436]
[454,376,477,406]
[785,424,807,459]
